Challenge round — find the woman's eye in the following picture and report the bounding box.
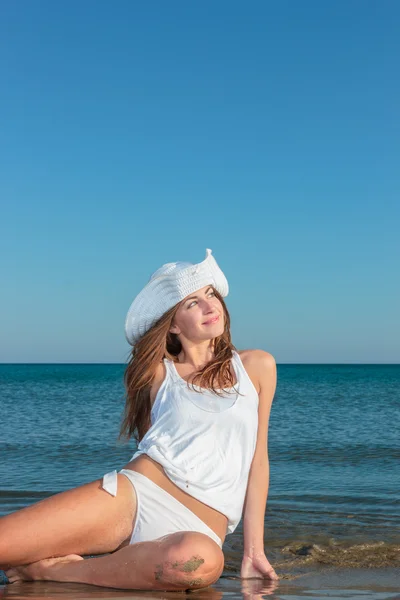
[188,292,215,309]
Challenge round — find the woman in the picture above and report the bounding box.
[1,248,278,591]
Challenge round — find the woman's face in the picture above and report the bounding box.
[170,285,225,341]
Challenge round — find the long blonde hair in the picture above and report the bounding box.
[120,287,239,443]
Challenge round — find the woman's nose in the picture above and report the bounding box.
[202,299,216,313]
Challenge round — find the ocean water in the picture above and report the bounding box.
[0,362,399,583]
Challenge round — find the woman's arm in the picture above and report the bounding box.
[241,350,278,580]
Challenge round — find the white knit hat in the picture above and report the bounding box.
[125,248,229,345]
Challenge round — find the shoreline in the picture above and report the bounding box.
[1,567,399,598]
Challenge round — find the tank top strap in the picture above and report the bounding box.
[231,350,259,399]
[230,350,243,386]
[150,358,175,421]
[162,356,179,383]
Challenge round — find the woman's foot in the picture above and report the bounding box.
[5,554,84,583]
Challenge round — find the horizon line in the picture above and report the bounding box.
[1,362,399,366]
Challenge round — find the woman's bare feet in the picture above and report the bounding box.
[5,554,84,584]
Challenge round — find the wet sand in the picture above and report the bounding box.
[1,567,399,600]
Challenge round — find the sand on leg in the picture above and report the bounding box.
[0,474,136,569]
[5,531,225,591]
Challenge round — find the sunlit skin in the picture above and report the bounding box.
[169,285,225,370]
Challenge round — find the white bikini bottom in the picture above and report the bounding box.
[102,469,223,548]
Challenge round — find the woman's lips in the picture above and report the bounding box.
[203,315,220,325]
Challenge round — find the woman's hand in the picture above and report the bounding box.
[240,552,279,580]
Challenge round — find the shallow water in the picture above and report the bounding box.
[1,569,400,599]
[1,363,399,596]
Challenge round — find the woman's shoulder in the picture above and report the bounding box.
[237,348,275,365]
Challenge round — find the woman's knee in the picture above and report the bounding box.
[161,531,224,588]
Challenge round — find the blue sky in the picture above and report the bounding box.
[1,1,399,363]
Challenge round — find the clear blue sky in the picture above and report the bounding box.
[1,1,399,363]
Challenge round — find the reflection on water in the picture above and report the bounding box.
[1,576,400,600]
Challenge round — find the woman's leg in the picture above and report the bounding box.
[6,531,225,591]
[0,474,136,569]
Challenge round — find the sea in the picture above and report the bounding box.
[0,362,399,600]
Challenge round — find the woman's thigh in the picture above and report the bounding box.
[0,474,136,568]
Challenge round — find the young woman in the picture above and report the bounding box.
[1,248,278,591]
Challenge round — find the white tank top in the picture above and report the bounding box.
[130,350,259,534]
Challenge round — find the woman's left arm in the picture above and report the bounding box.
[241,350,278,581]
